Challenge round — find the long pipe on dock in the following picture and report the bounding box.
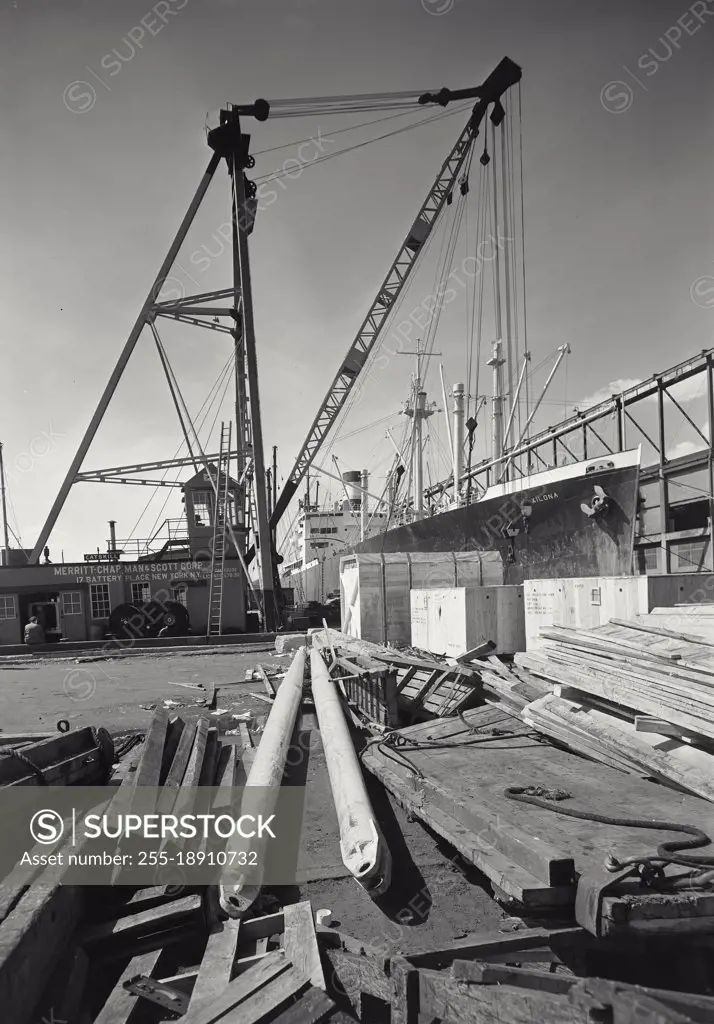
[218,646,306,918]
[309,648,391,895]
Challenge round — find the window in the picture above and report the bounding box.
[89,583,111,619]
[0,595,16,620]
[61,592,82,616]
[131,583,151,605]
[171,586,187,607]
[673,540,709,573]
[311,527,338,535]
[192,490,213,527]
[635,546,659,574]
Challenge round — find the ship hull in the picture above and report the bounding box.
[281,450,641,600]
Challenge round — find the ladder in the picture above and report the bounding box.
[206,423,232,637]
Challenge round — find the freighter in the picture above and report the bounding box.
[279,353,641,603]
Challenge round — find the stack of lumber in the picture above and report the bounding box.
[314,628,483,722]
[513,616,714,801]
[478,655,550,711]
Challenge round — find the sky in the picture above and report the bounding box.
[1,0,713,560]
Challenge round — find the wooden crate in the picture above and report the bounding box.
[524,574,714,651]
[339,550,503,646]
[410,585,525,656]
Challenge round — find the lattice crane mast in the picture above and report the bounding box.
[269,57,522,532]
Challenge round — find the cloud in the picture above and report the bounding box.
[576,378,643,410]
[666,420,709,460]
[577,372,707,412]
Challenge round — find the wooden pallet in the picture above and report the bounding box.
[360,704,714,929]
[315,629,483,722]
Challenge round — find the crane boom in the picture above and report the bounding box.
[270,57,522,531]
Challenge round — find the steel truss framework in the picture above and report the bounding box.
[30,103,279,626]
[270,57,523,530]
[424,348,714,574]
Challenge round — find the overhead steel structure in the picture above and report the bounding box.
[422,348,714,576]
[31,58,522,630]
[267,57,523,534]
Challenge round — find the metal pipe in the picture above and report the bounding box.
[452,383,465,506]
[309,649,391,895]
[487,340,505,464]
[439,364,453,453]
[219,646,306,918]
[499,344,569,480]
[502,352,530,449]
[360,470,369,541]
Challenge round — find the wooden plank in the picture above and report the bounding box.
[164,720,197,788]
[188,918,241,1013]
[570,978,714,1024]
[237,722,256,782]
[362,709,714,915]
[257,664,277,697]
[396,665,418,694]
[181,950,291,1024]
[0,884,85,1024]
[160,716,186,783]
[418,967,586,1023]
[611,991,699,1024]
[406,926,589,969]
[205,682,218,709]
[199,727,220,786]
[80,894,203,946]
[283,901,325,990]
[359,748,565,907]
[184,718,210,786]
[94,949,164,1024]
[35,945,89,1024]
[269,985,338,1023]
[451,959,575,994]
[221,963,309,1023]
[133,709,170,787]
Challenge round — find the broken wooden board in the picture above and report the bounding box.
[361,704,714,923]
[315,629,482,721]
[524,693,714,801]
[180,950,306,1024]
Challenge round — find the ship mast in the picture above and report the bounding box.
[487,340,506,464]
[401,342,438,519]
[0,443,10,564]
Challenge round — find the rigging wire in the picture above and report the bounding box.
[252,105,449,157]
[124,350,235,544]
[253,103,472,186]
[517,82,530,447]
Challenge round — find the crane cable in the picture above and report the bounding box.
[254,103,473,187]
[124,350,235,544]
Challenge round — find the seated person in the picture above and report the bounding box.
[24,616,46,645]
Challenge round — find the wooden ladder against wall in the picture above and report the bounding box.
[206,422,232,637]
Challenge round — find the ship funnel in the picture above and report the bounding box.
[342,470,362,506]
[452,383,465,506]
